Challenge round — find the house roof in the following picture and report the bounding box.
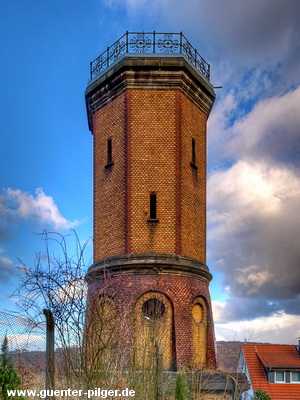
[242,344,300,400]
[257,345,300,368]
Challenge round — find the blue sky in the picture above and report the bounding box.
[1,0,300,344]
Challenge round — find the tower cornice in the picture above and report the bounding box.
[86,252,213,284]
[85,56,216,132]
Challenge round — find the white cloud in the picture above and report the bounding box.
[208,85,300,172]
[0,187,78,231]
[235,266,273,295]
[227,85,300,164]
[209,160,300,215]
[213,300,300,345]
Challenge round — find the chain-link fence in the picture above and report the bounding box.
[0,311,248,399]
[0,311,169,398]
[0,311,46,390]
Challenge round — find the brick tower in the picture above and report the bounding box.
[85,32,216,370]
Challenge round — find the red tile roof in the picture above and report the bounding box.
[257,346,300,368]
[242,344,300,400]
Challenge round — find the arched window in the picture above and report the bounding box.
[191,296,207,367]
[134,291,173,370]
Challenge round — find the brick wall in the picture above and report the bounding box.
[93,89,207,263]
[180,93,207,263]
[128,89,177,254]
[93,93,126,260]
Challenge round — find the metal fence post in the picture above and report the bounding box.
[154,341,162,400]
[43,309,55,396]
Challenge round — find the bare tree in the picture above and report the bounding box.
[14,231,200,398]
[14,231,93,385]
[13,231,137,391]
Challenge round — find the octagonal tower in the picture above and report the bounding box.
[85,32,216,370]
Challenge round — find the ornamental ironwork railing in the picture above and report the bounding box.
[90,31,210,81]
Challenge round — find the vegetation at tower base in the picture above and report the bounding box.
[0,336,25,400]
[175,372,187,400]
[254,390,271,400]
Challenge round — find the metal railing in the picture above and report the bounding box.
[90,31,210,81]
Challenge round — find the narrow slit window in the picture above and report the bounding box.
[107,138,112,165]
[150,194,157,219]
[192,138,196,166]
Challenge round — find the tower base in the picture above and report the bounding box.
[86,253,217,370]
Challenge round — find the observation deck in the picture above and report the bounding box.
[89,31,211,82]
